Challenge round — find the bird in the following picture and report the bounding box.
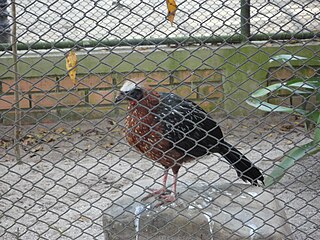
[115,80,264,204]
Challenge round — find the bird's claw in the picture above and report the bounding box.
[141,188,172,202]
[154,194,177,207]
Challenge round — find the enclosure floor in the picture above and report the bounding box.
[0,113,319,239]
[15,0,320,43]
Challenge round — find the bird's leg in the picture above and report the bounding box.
[141,168,169,201]
[148,169,170,195]
[158,171,177,204]
[155,165,180,207]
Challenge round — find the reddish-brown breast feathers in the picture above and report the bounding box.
[125,90,162,152]
[124,90,180,167]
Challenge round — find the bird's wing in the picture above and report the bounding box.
[156,92,223,158]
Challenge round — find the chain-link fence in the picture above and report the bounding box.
[0,0,319,239]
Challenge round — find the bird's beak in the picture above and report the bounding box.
[115,92,126,103]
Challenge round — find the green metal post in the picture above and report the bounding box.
[0,0,10,43]
[240,0,251,40]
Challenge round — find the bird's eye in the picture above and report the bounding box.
[128,89,143,100]
[127,91,135,98]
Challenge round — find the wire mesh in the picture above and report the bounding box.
[0,0,319,239]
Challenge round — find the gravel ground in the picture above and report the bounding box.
[0,112,319,239]
[15,0,320,43]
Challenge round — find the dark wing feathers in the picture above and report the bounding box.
[156,92,223,158]
[152,92,264,185]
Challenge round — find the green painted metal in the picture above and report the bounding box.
[0,32,319,51]
[240,0,251,39]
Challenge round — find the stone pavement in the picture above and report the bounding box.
[15,0,319,43]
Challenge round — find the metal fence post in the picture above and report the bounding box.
[240,0,250,40]
[0,0,10,43]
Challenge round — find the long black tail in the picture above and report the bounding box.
[218,141,264,186]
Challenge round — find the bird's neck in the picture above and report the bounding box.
[127,91,160,114]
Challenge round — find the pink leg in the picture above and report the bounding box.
[141,169,169,201]
[158,172,177,204]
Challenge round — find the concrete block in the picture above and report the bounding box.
[103,180,291,240]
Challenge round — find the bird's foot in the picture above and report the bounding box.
[154,194,176,207]
[141,188,171,202]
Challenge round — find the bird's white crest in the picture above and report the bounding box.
[120,80,138,92]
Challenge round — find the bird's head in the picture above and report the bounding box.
[115,80,144,104]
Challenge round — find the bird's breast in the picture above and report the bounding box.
[124,107,170,160]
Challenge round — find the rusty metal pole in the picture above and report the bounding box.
[11,0,21,162]
[0,0,10,43]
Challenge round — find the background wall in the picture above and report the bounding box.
[0,42,319,125]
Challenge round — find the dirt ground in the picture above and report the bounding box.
[0,112,319,240]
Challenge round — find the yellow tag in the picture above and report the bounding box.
[66,50,77,86]
[166,0,177,25]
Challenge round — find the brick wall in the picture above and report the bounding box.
[0,69,224,125]
[1,43,318,124]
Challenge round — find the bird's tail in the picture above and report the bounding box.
[218,141,264,186]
